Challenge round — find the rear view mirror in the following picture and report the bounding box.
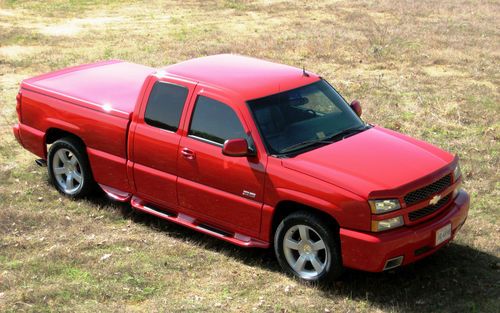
[350,100,362,117]
[222,138,250,157]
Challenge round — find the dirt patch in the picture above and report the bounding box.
[422,65,467,77]
[0,45,45,60]
[38,17,126,37]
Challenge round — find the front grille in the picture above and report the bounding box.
[408,194,451,221]
[404,174,452,205]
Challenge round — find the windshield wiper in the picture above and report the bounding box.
[326,124,370,142]
[278,124,371,155]
[279,138,333,154]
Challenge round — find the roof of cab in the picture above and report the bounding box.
[162,54,320,101]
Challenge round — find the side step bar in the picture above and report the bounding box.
[130,196,269,248]
[99,184,132,202]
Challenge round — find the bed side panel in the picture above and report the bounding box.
[20,88,131,192]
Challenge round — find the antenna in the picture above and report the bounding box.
[303,66,310,77]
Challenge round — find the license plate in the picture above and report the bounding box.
[435,223,452,246]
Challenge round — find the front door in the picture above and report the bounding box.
[177,86,266,237]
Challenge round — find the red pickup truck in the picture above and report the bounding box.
[13,54,469,282]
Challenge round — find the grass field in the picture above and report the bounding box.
[0,0,499,312]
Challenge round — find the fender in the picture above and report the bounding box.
[275,188,342,213]
[45,118,81,136]
[259,187,344,242]
[43,122,83,159]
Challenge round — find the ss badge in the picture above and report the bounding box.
[242,190,256,198]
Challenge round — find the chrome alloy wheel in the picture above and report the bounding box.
[283,224,328,279]
[52,148,83,195]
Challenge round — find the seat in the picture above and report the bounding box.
[254,105,286,136]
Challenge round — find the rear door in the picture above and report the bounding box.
[131,76,196,207]
[177,85,266,237]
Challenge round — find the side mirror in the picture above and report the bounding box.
[350,100,362,117]
[222,138,250,157]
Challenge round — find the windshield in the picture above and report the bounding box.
[248,79,365,155]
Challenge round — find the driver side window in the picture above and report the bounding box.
[189,96,246,145]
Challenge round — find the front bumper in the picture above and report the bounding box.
[339,190,469,272]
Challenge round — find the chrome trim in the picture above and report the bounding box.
[143,205,176,217]
[242,190,256,198]
[188,135,223,147]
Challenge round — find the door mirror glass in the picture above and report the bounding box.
[350,100,362,117]
[222,138,249,157]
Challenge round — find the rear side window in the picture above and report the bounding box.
[144,82,188,132]
[189,96,246,145]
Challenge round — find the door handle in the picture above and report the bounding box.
[181,147,196,160]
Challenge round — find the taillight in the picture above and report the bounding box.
[16,92,22,122]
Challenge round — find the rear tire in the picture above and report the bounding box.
[274,211,343,283]
[48,137,95,198]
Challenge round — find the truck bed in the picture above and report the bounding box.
[22,60,155,119]
[17,60,155,192]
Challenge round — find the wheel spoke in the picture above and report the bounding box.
[293,255,307,272]
[298,225,310,241]
[66,174,74,190]
[310,255,324,273]
[73,171,82,183]
[312,239,325,251]
[57,150,69,163]
[69,155,78,166]
[54,167,66,175]
[284,238,299,250]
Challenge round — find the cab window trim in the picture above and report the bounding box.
[187,134,224,147]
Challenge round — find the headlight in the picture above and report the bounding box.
[453,163,462,181]
[369,199,401,214]
[371,216,404,232]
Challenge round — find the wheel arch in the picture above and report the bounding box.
[270,200,340,242]
[45,127,86,147]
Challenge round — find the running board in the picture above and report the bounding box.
[99,184,132,202]
[130,196,269,248]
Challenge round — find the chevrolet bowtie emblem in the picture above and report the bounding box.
[430,194,442,205]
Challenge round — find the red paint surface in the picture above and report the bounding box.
[340,190,469,271]
[163,54,320,100]
[22,60,154,118]
[13,54,470,272]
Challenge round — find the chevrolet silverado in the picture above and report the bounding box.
[13,54,469,282]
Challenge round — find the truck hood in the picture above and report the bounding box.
[281,126,454,198]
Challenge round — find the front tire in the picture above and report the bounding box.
[48,137,95,198]
[274,211,343,283]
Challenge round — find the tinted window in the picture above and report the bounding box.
[248,80,364,155]
[189,96,246,144]
[144,82,188,131]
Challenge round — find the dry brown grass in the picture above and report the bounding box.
[0,0,499,312]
